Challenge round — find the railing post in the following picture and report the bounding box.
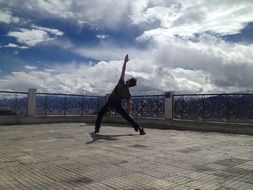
[14,93,18,115]
[27,88,37,116]
[44,95,48,117]
[81,96,84,116]
[64,95,67,116]
[164,91,173,120]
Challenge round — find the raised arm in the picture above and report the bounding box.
[120,54,130,81]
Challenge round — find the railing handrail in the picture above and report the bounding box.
[131,95,164,98]
[173,93,253,96]
[1,90,253,97]
[37,93,165,98]
[0,90,106,97]
[0,90,28,94]
[36,92,105,98]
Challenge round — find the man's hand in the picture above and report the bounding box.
[124,54,130,63]
[120,54,130,81]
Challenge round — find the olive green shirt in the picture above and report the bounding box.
[109,79,131,102]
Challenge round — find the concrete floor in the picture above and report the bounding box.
[0,123,253,190]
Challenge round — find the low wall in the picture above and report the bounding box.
[0,115,96,125]
[1,115,253,135]
[103,117,253,135]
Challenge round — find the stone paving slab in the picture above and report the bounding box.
[0,123,253,190]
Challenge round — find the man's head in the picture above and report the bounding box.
[126,77,137,87]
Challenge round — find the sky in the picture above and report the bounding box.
[0,0,253,95]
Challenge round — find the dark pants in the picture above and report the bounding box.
[95,100,140,131]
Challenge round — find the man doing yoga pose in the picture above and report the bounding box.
[95,54,145,135]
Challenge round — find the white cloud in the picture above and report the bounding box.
[131,0,253,37]
[24,65,38,70]
[0,9,20,24]
[78,33,253,93]
[7,26,63,47]
[32,25,64,36]
[71,43,146,61]
[2,35,252,95]
[4,0,131,29]
[2,32,249,94]
[1,0,253,94]
[8,28,51,46]
[29,0,74,18]
[0,43,28,49]
[3,0,253,35]
[0,62,120,94]
[96,34,109,39]
[154,35,253,91]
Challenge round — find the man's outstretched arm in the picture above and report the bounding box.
[120,54,130,81]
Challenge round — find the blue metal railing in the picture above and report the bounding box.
[0,91,28,116]
[36,93,106,116]
[1,90,253,123]
[121,95,165,118]
[173,93,253,123]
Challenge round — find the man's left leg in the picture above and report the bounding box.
[95,102,110,133]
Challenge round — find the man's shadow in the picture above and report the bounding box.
[86,132,137,144]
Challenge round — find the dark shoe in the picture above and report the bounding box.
[95,128,100,133]
[139,128,146,135]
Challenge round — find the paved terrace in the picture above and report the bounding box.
[0,123,253,190]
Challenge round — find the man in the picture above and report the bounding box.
[95,54,145,135]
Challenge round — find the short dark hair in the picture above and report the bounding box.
[128,77,137,87]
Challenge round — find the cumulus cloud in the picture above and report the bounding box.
[71,43,146,61]
[0,43,28,49]
[8,28,51,46]
[2,0,131,29]
[0,62,121,94]
[60,29,253,93]
[131,0,253,37]
[2,32,252,94]
[1,0,253,94]
[7,25,63,47]
[0,9,20,24]
[0,39,252,94]
[32,25,64,36]
[96,34,109,39]
[1,37,249,95]
[3,0,253,34]
[24,65,38,70]
[145,35,253,91]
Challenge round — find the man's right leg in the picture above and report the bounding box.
[115,103,145,135]
[95,102,110,133]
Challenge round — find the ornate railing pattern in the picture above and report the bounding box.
[36,93,106,116]
[1,89,253,123]
[0,91,28,116]
[120,95,165,118]
[173,93,253,122]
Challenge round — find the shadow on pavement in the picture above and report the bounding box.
[86,132,137,144]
